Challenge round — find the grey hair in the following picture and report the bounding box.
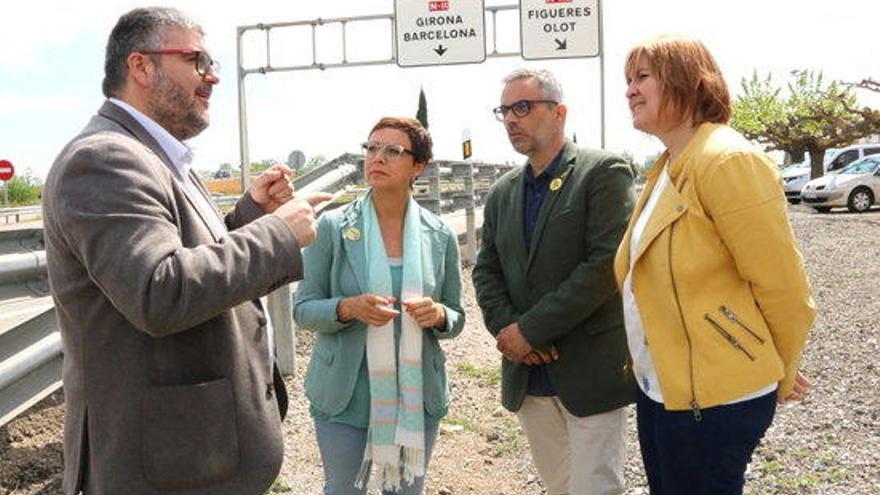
[102,7,203,98]
[502,69,564,102]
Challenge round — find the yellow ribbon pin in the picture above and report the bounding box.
[549,177,563,191]
[344,227,361,241]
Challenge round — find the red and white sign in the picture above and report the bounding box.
[0,160,14,181]
[428,1,449,11]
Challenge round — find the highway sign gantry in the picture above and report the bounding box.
[394,0,486,67]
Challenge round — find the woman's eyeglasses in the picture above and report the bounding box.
[361,142,414,160]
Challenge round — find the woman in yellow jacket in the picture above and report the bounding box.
[614,35,815,495]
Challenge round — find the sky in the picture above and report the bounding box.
[1,0,878,181]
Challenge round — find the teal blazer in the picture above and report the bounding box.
[293,195,465,418]
[473,141,637,416]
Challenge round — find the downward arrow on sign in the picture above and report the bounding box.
[555,38,568,50]
[434,45,448,56]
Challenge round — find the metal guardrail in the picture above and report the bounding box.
[0,308,61,427]
[0,157,510,428]
[0,206,42,224]
[0,228,58,428]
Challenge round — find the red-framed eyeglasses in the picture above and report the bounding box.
[138,49,219,77]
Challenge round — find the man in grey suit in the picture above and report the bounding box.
[473,69,636,495]
[42,7,329,495]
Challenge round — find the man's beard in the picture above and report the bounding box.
[148,70,208,141]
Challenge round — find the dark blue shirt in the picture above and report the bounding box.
[522,149,564,396]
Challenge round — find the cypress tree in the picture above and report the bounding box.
[416,87,429,129]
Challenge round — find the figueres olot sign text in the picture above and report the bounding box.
[520,0,599,60]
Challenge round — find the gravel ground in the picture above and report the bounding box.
[1,204,878,495]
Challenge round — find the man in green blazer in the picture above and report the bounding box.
[473,69,636,495]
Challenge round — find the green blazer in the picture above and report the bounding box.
[473,141,637,416]
[294,195,465,418]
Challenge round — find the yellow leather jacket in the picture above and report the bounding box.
[614,123,815,413]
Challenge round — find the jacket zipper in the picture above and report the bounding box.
[704,314,756,361]
[668,221,702,421]
[719,306,765,344]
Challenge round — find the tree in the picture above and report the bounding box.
[643,153,661,173]
[213,162,234,179]
[250,159,278,175]
[3,173,42,205]
[843,78,880,138]
[304,154,327,171]
[619,150,641,178]
[416,87,429,129]
[731,70,869,179]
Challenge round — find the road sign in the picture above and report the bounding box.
[287,150,306,171]
[0,160,14,181]
[520,0,600,60]
[394,0,486,67]
[462,128,472,159]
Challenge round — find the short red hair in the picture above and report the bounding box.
[369,117,433,164]
[625,35,731,127]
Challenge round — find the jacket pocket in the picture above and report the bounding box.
[142,378,239,490]
[423,351,448,415]
[703,314,755,361]
[719,305,766,344]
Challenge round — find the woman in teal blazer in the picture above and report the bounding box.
[294,117,464,495]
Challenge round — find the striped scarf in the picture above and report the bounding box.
[356,194,427,491]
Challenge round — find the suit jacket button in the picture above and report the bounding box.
[266,383,274,399]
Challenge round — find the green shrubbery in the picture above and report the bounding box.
[2,175,42,206]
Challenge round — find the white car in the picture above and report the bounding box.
[801,156,880,213]
[782,161,812,204]
[782,144,880,204]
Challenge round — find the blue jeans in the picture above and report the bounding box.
[636,390,776,495]
[313,419,440,495]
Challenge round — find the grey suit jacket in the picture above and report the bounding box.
[43,101,301,495]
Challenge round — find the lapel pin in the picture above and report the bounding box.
[344,227,361,241]
[549,177,563,191]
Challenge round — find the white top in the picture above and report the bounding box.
[623,166,670,402]
[109,99,275,374]
[623,165,776,405]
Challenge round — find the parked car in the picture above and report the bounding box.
[801,155,880,213]
[783,144,880,204]
[782,161,812,204]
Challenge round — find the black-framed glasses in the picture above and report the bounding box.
[361,142,414,160]
[139,49,220,77]
[493,99,558,121]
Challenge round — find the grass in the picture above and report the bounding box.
[442,414,487,435]
[488,417,526,457]
[455,362,501,386]
[269,478,292,493]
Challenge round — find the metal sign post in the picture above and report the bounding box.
[0,160,15,207]
[461,128,477,265]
